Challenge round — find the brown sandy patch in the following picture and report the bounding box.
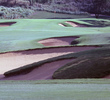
[59,23,66,27]
[1,59,74,80]
[0,22,16,27]
[38,36,78,46]
[0,48,71,75]
[65,21,86,27]
[0,46,98,80]
[59,21,86,27]
[0,46,97,75]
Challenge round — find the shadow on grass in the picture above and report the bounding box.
[80,20,110,27]
[0,22,16,27]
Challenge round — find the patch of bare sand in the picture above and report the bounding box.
[65,21,86,27]
[1,59,74,80]
[0,46,97,75]
[38,36,78,46]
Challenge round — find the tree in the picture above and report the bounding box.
[88,0,107,18]
[92,0,106,18]
[28,0,48,5]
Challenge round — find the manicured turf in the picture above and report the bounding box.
[0,18,110,53]
[0,79,110,100]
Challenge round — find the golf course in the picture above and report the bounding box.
[0,10,110,99]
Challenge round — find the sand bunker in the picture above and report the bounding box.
[0,45,98,80]
[59,21,86,27]
[0,48,72,75]
[65,21,86,27]
[0,46,97,75]
[0,22,16,27]
[1,59,74,80]
[38,36,78,46]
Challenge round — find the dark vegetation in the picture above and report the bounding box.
[76,20,110,27]
[87,0,109,18]
[0,0,109,19]
[75,0,110,18]
[60,20,110,28]
[59,23,73,27]
[53,56,110,79]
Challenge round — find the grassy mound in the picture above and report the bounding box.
[52,56,110,79]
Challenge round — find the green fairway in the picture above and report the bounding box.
[0,18,110,53]
[0,79,110,100]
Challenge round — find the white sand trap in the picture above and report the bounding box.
[59,23,66,27]
[59,21,86,27]
[0,46,97,75]
[0,46,98,80]
[65,21,86,27]
[38,36,78,46]
[1,59,74,80]
[0,49,72,75]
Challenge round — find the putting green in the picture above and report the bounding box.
[0,18,110,53]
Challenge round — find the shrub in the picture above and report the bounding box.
[0,6,35,19]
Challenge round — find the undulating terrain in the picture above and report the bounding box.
[0,1,110,99]
[0,18,110,80]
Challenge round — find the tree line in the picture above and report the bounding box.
[0,0,109,18]
[28,0,51,5]
[75,0,109,18]
[88,0,108,18]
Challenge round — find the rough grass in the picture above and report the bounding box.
[53,56,110,79]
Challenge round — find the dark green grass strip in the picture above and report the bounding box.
[59,22,73,27]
